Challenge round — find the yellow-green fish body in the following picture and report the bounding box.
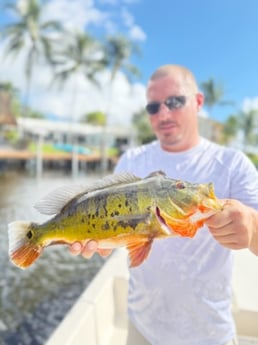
[8,171,223,269]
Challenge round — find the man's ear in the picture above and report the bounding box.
[196,92,204,111]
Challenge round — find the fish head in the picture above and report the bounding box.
[166,179,223,215]
[154,180,223,238]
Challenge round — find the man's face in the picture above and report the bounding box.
[146,75,204,152]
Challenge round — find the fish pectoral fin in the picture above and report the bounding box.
[169,220,203,238]
[126,238,153,268]
[158,209,204,238]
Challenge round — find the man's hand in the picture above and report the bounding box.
[69,240,112,259]
[205,199,258,255]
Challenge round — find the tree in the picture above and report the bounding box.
[50,31,106,130]
[81,111,106,126]
[240,109,258,147]
[50,31,106,177]
[99,34,141,172]
[51,31,105,90]
[103,35,141,83]
[0,81,19,96]
[132,109,155,144]
[27,109,45,119]
[200,78,233,116]
[222,115,239,144]
[1,0,62,109]
[0,82,21,124]
[222,109,258,148]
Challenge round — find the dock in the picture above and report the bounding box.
[0,147,119,177]
[0,148,103,162]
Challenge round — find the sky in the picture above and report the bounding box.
[0,0,258,126]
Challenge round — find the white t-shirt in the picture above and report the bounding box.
[115,137,258,345]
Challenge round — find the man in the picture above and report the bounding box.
[70,65,258,345]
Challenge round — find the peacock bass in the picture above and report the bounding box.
[8,171,223,269]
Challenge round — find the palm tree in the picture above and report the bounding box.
[50,31,106,178]
[103,35,141,83]
[50,31,107,127]
[222,115,239,144]
[200,78,234,116]
[100,34,141,172]
[240,109,258,147]
[51,31,106,90]
[50,31,105,125]
[222,109,258,149]
[1,0,62,110]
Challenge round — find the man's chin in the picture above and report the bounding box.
[158,134,184,150]
[159,132,181,143]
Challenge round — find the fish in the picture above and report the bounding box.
[8,171,223,269]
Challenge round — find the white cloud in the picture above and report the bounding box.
[198,109,209,118]
[0,48,146,126]
[32,69,146,126]
[104,72,146,124]
[129,25,146,41]
[0,0,147,126]
[42,0,146,41]
[242,97,258,112]
[121,8,134,27]
[42,0,108,32]
[121,8,146,41]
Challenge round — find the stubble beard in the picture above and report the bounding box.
[158,131,184,151]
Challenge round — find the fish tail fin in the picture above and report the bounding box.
[8,221,42,269]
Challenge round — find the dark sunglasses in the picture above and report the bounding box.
[145,95,187,115]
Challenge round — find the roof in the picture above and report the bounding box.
[17,117,132,138]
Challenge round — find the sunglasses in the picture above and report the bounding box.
[145,95,187,115]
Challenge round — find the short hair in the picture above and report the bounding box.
[149,64,199,93]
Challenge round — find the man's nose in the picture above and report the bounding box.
[158,103,172,118]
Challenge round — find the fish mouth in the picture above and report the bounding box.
[202,198,224,212]
[202,183,223,211]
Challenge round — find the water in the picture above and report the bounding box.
[0,171,105,344]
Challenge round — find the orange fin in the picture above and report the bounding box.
[8,221,42,269]
[10,243,42,269]
[158,209,204,238]
[127,239,153,267]
[167,219,204,237]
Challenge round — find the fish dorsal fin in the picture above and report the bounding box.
[34,172,141,215]
[145,170,166,178]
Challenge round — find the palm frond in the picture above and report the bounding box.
[40,20,63,32]
[4,36,25,58]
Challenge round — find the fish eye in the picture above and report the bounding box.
[176,182,186,189]
[26,230,33,239]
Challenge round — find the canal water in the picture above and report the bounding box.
[0,171,105,345]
